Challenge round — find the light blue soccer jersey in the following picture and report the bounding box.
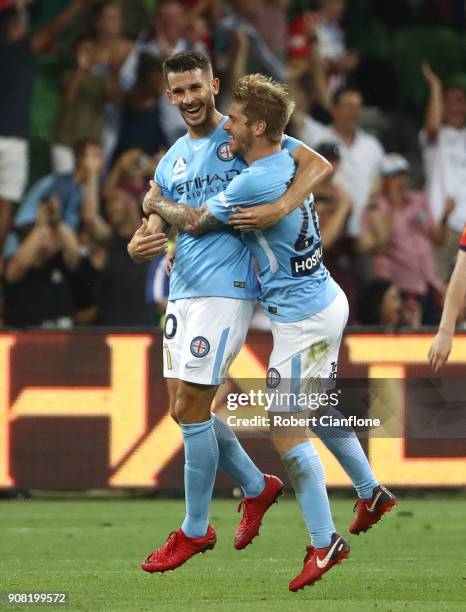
[206,149,339,322]
[155,116,300,300]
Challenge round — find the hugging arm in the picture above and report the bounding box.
[280,143,333,213]
[229,144,332,230]
[143,181,223,236]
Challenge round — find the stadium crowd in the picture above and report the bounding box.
[0,0,465,329]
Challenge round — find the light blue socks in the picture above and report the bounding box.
[180,418,219,538]
[313,407,379,499]
[282,441,335,548]
[212,413,265,497]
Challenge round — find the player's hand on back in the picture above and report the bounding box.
[127,218,168,262]
[229,201,287,231]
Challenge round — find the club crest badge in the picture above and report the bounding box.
[217,142,234,161]
[266,367,281,389]
[190,336,210,358]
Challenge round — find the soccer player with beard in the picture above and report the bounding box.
[128,52,333,574]
[143,73,397,590]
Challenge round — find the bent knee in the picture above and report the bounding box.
[174,384,214,423]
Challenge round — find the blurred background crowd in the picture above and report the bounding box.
[0,0,465,330]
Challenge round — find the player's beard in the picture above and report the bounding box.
[229,130,254,159]
[181,97,216,134]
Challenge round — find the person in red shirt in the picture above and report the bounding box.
[288,1,357,97]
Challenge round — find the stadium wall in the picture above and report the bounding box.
[0,330,465,491]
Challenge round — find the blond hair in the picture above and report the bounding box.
[231,74,295,143]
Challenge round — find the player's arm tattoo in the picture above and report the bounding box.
[144,196,222,236]
[191,205,223,235]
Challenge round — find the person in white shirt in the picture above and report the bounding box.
[420,63,466,281]
[297,87,384,238]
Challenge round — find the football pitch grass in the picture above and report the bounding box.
[1,494,464,611]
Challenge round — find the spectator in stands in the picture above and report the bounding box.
[179,0,221,55]
[215,0,287,101]
[3,138,105,326]
[310,0,358,95]
[122,0,209,80]
[312,141,382,323]
[52,38,122,173]
[288,74,331,142]
[420,63,466,282]
[179,0,221,26]
[79,1,135,162]
[81,0,133,74]
[3,140,104,260]
[70,144,167,327]
[71,145,110,326]
[303,87,385,242]
[288,4,319,75]
[93,189,166,326]
[0,0,86,266]
[314,143,352,251]
[364,154,448,324]
[140,0,191,58]
[104,148,164,204]
[287,0,356,97]
[357,279,421,329]
[313,143,355,320]
[112,53,168,162]
[253,0,289,63]
[185,12,211,55]
[79,142,112,247]
[3,198,82,328]
[121,0,193,144]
